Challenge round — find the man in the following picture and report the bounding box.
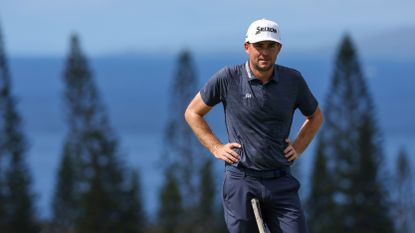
[184,19,323,233]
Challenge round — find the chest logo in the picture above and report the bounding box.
[244,93,252,99]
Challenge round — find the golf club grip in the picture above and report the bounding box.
[251,198,267,233]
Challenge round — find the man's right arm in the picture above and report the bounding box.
[184,93,240,164]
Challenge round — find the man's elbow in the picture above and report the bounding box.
[314,106,324,127]
[184,107,193,124]
[184,94,211,123]
[184,106,200,124]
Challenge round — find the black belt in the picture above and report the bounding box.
[226,165,290,179]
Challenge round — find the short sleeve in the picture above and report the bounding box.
[296,74,318,116]
[199,67,229,106]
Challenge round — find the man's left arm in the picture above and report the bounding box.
[284,105,324,161]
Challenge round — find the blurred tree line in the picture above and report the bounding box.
[307,35,398,233]
[1,22,414,233]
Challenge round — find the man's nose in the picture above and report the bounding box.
[260,48,271,56]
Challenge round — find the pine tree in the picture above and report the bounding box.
[51,144,79,233]
[163,50,204,200]
[309,34,394,233]
[51,34,145,233]
[0,21,39,233]
[198,159,215,222]
[194,159,225,233]
[158,50,216,231]
[119,170,147,233]
[158,168,183,233]
[0,22,8,230]
[394,148,414,233]
[306,140,336,233]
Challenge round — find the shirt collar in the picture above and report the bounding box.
[245,61,279,83]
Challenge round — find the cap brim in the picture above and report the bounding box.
[246,37,282,44]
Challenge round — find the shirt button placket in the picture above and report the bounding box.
[260,85,266,108]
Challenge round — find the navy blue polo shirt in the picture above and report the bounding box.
[200,62,318,170]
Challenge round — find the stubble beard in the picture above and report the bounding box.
[253,61,274,73]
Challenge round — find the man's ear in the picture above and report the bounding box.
[277,43,282,53]
[244,42,250,54]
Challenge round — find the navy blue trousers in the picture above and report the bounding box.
[222,168,309,233]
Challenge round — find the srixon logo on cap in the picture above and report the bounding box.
[255,26,277,35]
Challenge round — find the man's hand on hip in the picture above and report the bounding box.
[213,143,241,164]
[284,139,299,162]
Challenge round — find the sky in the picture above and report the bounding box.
[1,0,415,56]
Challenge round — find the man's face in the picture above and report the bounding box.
[244,41,282,72]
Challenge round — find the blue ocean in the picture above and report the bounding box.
[8,52,415,219]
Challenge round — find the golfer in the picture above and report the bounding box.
[185,18,323,233]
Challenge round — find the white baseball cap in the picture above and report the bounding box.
[245,19,282,44]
